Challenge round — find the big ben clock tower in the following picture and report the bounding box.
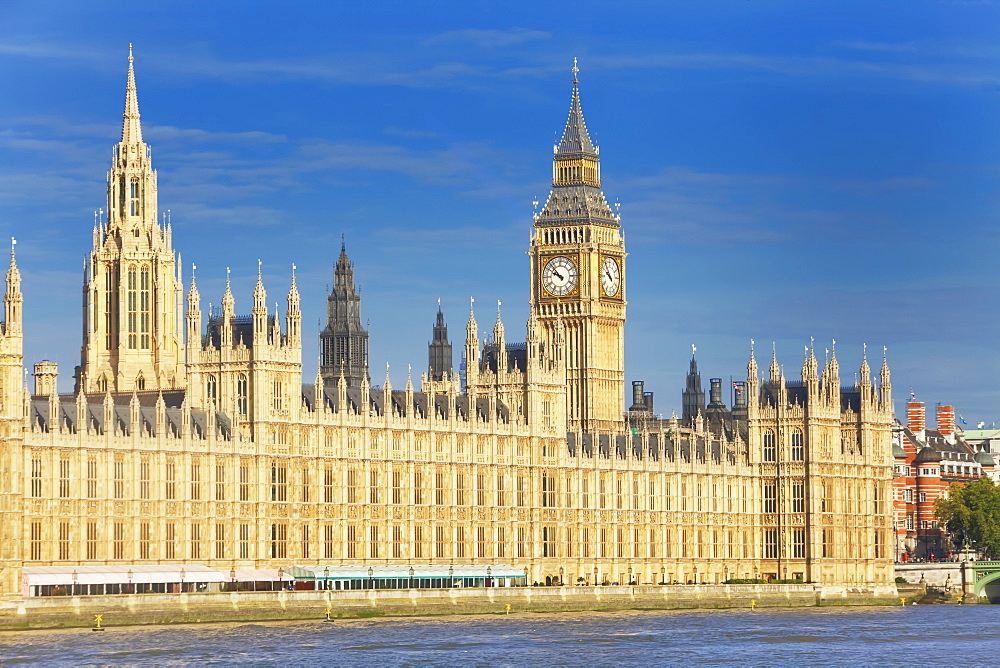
[529,60,626,434]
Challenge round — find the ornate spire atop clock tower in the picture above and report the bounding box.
[534,60,617,228]
[557,58,597,158]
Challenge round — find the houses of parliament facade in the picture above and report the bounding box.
[0,51,896,597]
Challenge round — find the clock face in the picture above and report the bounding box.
[542,256,578,296]
[601,256,621,297]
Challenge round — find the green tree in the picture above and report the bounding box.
[935,477,1000,559]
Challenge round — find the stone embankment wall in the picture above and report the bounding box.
[895,563,964,588]
[0,584,903,630]
[895,563,973,594]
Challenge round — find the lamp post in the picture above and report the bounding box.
[409,566,414,589]
[278,567,284,592]
[324,566,330,591]
[127,568,133,594]
[627,566,632,586]
[72,569,78,596]
[593,566,598,586]
[449,565,454,588]
[660,566,665,585]
[179,568,186,593]
[368,566,374,590]
[230,567,237,592]
[487,566,492,588]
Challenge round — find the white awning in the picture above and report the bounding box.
[22,565,227,586]
[287,564,526,580]
[232,568,284,582]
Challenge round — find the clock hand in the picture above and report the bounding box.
[554,270,564,281]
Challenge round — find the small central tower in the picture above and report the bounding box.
[77,46,185,393]
[427,303,453,381]
[528,60,626,434]
[319,243,369,389]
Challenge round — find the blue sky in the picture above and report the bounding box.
[1,0,997,425]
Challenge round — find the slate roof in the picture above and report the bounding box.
[29,391,231,439]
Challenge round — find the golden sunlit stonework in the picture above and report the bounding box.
[0,52,896,598]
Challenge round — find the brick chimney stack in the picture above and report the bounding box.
[938,405,956,444]
[907,401,925,433]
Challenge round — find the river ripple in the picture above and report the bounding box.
[2,605,997,666]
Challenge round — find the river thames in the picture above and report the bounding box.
[2,605,998,665]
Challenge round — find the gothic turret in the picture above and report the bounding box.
[463,298,479,390]
[492,301,508,373]
[4,241,21,338]
[252,261,268,343]
[286,265,301,347]
[320,243,369,390]
[186,264,201,354]
[0,242,24,420]
[879,347,892,411]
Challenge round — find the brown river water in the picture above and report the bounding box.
[1,605,996,665]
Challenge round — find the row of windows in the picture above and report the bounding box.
[97,264,151,351]
[897,489,930,503]
[28,522,860,563]
[761,429,805,462]
[29,457,885,516]
[203,374,249,416]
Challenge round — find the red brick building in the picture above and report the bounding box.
[893,402,996,560]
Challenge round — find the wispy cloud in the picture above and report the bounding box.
[146,126,287,144]
[422,28,551,48]
[833,41,917,53]
[4,35,997,91]
[615,166,932,246]
[382,126,438,139]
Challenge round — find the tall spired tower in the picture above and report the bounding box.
[76,46,185,393]
[528,61,626,434]
[319,243,369,390]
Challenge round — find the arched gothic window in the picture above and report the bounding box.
[237,374,248,417]
[139,267,150,349]
[763,430,777,462]
[791,430,804,461]
[129,178,140,216]
[127,266,137,349]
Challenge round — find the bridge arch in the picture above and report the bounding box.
[974,565,1000,596]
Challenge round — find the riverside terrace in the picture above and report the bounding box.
[20,564,526,597]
